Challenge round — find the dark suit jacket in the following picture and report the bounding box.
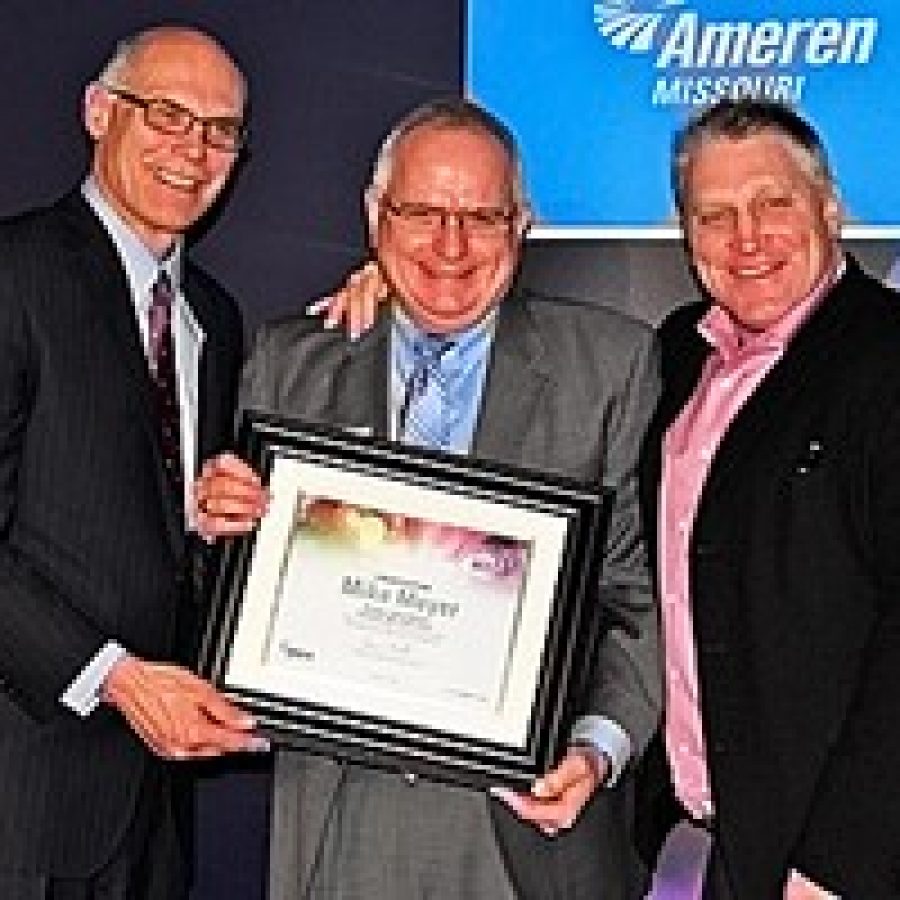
[0,192,243,878]
[640,256,900,898]
[241,290,661,899]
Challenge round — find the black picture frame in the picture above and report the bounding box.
[198,410,610,789]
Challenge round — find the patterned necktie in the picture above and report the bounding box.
[149,271,184,511]
[400,337,457,450]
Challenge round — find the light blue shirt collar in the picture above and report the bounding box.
[392,304,496,364]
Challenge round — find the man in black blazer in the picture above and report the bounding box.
[0,25,263,899]
[640,98,900,898]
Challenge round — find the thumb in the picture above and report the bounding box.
[197,684,256,730]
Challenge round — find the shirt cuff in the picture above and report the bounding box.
[60,641,128,717]
[568,714,632,787]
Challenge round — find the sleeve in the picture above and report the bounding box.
[579,325,663,765]
[0,242,109,720]
[568,713,632,786]
[235,323,276,429]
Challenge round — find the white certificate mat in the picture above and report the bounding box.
[226,456,570,748]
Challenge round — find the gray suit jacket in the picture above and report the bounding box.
[240,289,660,899]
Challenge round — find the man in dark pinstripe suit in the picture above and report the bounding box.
[0,25,264,900]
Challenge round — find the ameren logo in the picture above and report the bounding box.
[593,0,878,106]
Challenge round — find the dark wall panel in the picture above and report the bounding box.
[0,1,462,328]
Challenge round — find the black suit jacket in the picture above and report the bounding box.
[0,192,243,877]
[640,256,900,898]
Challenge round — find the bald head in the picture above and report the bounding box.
[97,26,247,111]
[84,25,246,255]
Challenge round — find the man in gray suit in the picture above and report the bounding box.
[196,98,660,899]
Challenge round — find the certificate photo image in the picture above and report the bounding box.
[264,492,532,718]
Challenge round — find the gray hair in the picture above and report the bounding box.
[367,97,530,215]
[672,98,835,215]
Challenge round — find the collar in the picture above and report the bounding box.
[698,254,846,361]
[82,176,185,312]
[391,304,497,369]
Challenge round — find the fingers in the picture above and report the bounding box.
[308,261,388,341]
[532,748,601,800]
[305,296,333,317]
[490,749,603,837]
[198,453,263,495]
[193,453,268,538]
[347,261,388,341]
[318,293,348,331]
[103,657,270,760]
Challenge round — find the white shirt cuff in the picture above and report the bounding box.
[60,641,128,717]
[568,714,632,786]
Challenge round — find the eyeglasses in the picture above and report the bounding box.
[103,85,246,152]
[382,199,517,237]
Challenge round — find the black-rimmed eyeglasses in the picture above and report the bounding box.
[103,85,246,153]
[382,199,518,237]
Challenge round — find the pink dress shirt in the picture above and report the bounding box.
[659,260,843,820]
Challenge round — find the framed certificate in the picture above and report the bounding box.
[198,411,610,789]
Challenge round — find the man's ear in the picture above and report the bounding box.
[515,204,532,242]
[363,186,381,253]
[822,189,843,241]
[83,83,113,140]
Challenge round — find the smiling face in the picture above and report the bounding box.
[84,29,244,256]
[369,124,525,335]
[683,131,842,330]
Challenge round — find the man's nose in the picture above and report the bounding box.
[732,207,761,251]
[433,211,467,258]
[174,122,208,160]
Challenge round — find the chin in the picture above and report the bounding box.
[408,301,475,329]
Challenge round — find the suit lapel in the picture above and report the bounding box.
[59,193,185,553]
[325,315,391,439]
[320,298,549,454]
[473,293,551,464]
[701,263,862,500]
[188,269,226,466]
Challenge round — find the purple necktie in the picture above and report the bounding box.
[644,821,712,899]
[149,271,183,510]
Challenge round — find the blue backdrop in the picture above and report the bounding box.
[469,0,900,236]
